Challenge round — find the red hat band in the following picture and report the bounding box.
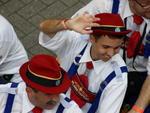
[26,66,63,87]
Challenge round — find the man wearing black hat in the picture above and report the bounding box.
[39,13,131,113]
[71,0,150,113]
[0,54,83,113]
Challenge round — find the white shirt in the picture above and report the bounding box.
[39,30,127,113]
[0,82,83,113]
[71,0,150,75]
[0,15,28,82]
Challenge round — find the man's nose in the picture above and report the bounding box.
[48,94,60,102]
[107,48,115,57]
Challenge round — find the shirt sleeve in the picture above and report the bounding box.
[39,30,82,57]
[72,0,109,18]
[97,73,127,113]
[63,101,83,113]
[0,19,27,75]
[0,83,16,112]
[0,24,12,65]
[0,83,23,113]
[60,94,83,113]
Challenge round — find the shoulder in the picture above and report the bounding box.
[0,83,19,106]
[106,54,127,82]
[0,82,25,112]
[60,94,79,109]
[111,54,126,67]
[59,94,82,113]
[0,83,13,93]
[60,93,72,108]
[0,82,25,95]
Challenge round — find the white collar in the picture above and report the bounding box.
[93,60,106,74]
[143,18,150,24]
[79,42,106,74]
[79,42,92,63]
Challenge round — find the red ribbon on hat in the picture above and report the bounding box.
[32,107,43,113]
[133,15,144,25]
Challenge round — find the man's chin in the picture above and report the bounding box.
[101,57,111,62]
[102,59,109,62]
[44,104,57,110]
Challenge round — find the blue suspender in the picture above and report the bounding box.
[56,97,71,113]
[4,82,19,113]
[56,104,64,113]
[67,44,88,77]
[57,66,127,113]
[112,0,120,14]
[56,44,87,113]
[87,66,128,113]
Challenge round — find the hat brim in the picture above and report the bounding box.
[20,62,71,94]
[92,29,131,36]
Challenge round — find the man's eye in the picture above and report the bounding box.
[103,46,109,49]
[114,47,120,50]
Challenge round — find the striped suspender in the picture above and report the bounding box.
[56,44,88,113]
[4,82,19,113]
[87,66,128,113]
[56,96,71,113]
[67,44,88,77]
[57,65,127,113]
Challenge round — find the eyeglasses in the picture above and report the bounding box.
[134,0,150,8]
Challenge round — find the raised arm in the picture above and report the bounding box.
[39,13,100,36]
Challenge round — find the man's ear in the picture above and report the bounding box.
[90,35,96,43]
[26,87,34,96]
[26,87,37,105]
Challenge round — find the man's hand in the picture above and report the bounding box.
[66,12,100,34]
